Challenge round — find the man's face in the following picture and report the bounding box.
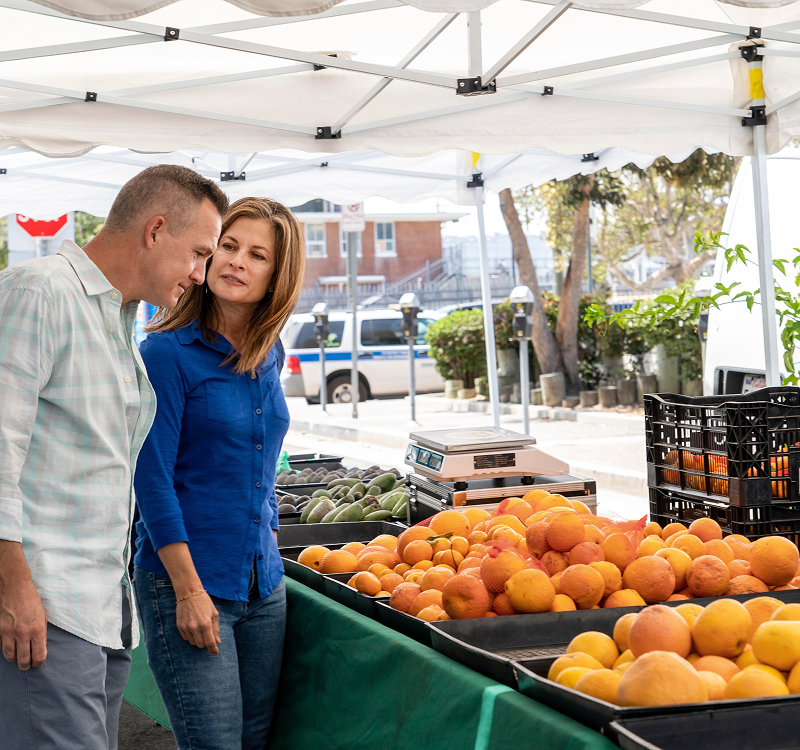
[143,199,221,308]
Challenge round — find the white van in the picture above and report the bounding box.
[703,148,800,395]
[280,308,445,403]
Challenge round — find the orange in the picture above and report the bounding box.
[368,563,390,577]
[692,598,752,658]
[628,604,692,658]
[735,646,760,670]
[379,573,405,594]
[538,494,574,511]
[442,575,491,620]
[752,620,800,671]
[692,655,739,682]
[697,671,727,700]
[356,548,399,572]
[567,631,619,669]
[725,537,751,561]
[549,571,562,594]
[643,521,663,537]
[546,513,586,552]
[661,522,688,541]
[480,546,526,593]
[420,566,455,592]
[413,560,434,571]
[319,549,359,574]
[744,596,784,643]
[450,536,470,557]
[559,564,605,610]
[522,488,551,506]
[673,602,704,629]
[461,507,491,530]
[771,603,800,621]
[590,561,622,599]
[408,589,443,617]
[667,594,689,601]
[603,589,646,608]
[613,649,635,669]
[618,651,708,706]
[728,559,751,578]
[389,581,421,612]
[688,518,723,542]
[584,525,606,544]
[789,660,800,693]
[745,664,787,682]
[468,531,488,546]
[556,667,595,690]
[601,533,636,572]
[686,555,730,598]
[574,669,621,705]
[297,545,330,570]
[433,549,464,569]
[727,575,769,595]
[571,500,592,515]
[430,537,451,554]
[525,521,551,557]
[429,510,470,537]
[397,526,434,560]
[394,563,412,576]
[613,612,638,652]
[504,569,555,614]
[749,536,800,587]
[547,652,604,682]
[549,594,577,612]
[403,539,434,565]
[664,530,689,547]
[723,668,789,699]
[568,542,605,566]
[704,539,734,565]
[622,556,676,604]
[672,534,706,560]
[404,571,424,584]
[370,534,399,551]
[654,547,692,590]
[341,541,366,555]
[492,592,517,616]
[486,514,527,536]
[636,537,666,558]
[457,557,482,574]
[353,571,382,596]
[416,605,445,622]
[541,550,570,577]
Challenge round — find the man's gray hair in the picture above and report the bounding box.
[105,164,229,235]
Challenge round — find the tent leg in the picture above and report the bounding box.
[751,125,781,387]
[475,186,501,427]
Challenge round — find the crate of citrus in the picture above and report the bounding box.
[513,594,800,740]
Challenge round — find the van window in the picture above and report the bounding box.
[361,318,404,347]
[416,317,436,346]
[292,321,345,349]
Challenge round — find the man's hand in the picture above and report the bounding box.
[0,576,47,670]
[175,593,220,655]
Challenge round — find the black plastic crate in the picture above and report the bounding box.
[287,453,344,471]
[322,573,390,620]
[374,601,433,647]
[611,698,800,750]
[645,388,800,506]
[650,487,800,545]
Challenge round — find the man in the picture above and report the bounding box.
[0,165,229,750]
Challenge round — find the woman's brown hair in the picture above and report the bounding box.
[147,196,305,375]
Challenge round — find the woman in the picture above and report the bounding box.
[133,197,305,749]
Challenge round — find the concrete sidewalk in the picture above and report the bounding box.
[286,394,648,497]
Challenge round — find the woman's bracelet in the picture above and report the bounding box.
[176,589,207,604]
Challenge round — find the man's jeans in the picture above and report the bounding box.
[134,566,286,750]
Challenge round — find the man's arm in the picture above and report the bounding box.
[0,285,54,669]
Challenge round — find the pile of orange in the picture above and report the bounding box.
[549,597,800,706]
[296,495,800,621]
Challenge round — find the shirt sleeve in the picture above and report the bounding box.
[0,286,54,544]
[134,334,189,552]
[269,487,280,531]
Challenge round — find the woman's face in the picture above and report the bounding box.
[207,216,276,307]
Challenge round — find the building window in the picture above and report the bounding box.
[305,223,326,258]
[339,227,362,258]
[375,222,396,256]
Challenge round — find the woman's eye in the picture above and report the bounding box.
[221,243,235,251]
[252,253,265,261]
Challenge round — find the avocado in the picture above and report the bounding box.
[366,472,397,494]
[335,504,363,523]
[320,505,341,523]
[311,488,330,499]
[278,504,296,514]
[306,499,334,524]
[364,510,392,521]
[299,496,322,523]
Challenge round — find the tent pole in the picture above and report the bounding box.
[752,125,781,387]
[475,185,501,427]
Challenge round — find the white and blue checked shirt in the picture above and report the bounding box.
[0,240,155,649]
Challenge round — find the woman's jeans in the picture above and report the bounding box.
[133,566,286,750]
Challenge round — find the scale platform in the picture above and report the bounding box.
[405,426,569,483]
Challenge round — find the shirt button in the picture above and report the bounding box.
[258,554,264,560]
[108,328,115,335]
[256,444,262,451]
[125,376,132,383]
[255,481,261,488]
[111,292,119,300]
[254,517,261,524]
[255,408,262,415]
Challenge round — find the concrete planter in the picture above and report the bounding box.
[682,379,703,397]
[616,378,638,406]
[474,377,489,397]
[531,388,543,405]
[579,390,599,408]
[540,372,566,407]
[457,388,476,399]
[562,396,580,409]
[444,379,463,399]
[637,374,658,401]
[657,345,681,394]
[599,386,618,408]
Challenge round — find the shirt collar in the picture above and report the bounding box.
[57,240,117,298]
[175,320,273,372]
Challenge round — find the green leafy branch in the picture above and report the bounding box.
[584,231,800,384]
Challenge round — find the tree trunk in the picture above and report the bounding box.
[555,176,593,395]
[498,188,563,375]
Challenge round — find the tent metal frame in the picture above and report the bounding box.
[0,0,795,410]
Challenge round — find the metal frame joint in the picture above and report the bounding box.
[466,172,484,188]
[742,105,767,127]
[741,44,764,63]
[315,127,341,140]
[85,91,97,102]
[220,171,245,181]
[543,85,554,96]
[456,76,496,96]
[748,26,762,40]
[0,168,6,175]
[165,27,180,41]
[581,153,599,163]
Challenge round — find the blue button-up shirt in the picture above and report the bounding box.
[133,322,287,601]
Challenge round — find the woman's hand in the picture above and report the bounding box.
[176,593,220,655]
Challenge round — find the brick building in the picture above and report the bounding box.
[293,200,465,294]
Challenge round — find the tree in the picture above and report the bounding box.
[500,171,623,394]
[74,212,105,246]
[597,151,737,293]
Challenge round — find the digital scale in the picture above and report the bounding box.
[404,427,597,524]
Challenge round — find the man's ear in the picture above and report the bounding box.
[144,216,167,249]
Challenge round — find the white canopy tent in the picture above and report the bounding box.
[0,0,797,417]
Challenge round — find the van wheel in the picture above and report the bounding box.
[327,375,368,404]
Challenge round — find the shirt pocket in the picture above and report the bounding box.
[268,381,290,424]
[205,381,248,423]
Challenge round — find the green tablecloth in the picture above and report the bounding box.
[124,577,616,750]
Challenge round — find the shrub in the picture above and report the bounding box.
[425,309,488,386]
